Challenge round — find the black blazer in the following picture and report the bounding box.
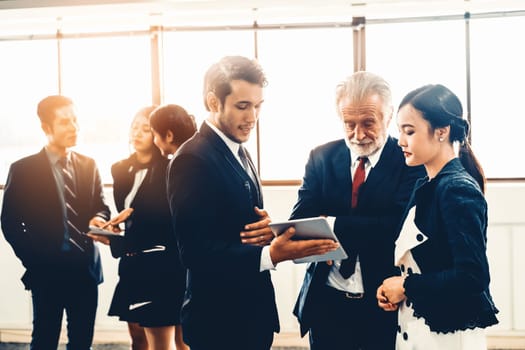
[1,148,110,289]
[402,158,498,333]
[111,153,176,258]
[290,137,424,336]
[109,153,185,301]
[167,122,279,346]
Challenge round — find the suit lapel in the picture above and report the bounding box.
[69,152,85,204]
[332,141,352,208]
[358,137,396,203]
[200,122,263,207]
[36,148,63,213]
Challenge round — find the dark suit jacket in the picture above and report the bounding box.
[290,137,424,336]
[167,122,279,347]
[1,148,110,289]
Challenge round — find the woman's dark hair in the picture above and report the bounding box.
[133,105,162,159]
[399,84,486,193]
[149,104,197,147]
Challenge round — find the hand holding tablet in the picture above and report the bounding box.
[269,217,347,263]
[87,208,134,241]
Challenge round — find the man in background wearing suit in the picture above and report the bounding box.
[167,55,339,350]
[291,72,425,349]
[1,95,112,350]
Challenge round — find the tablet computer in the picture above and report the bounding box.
[269,217,347,263]
[88,226,124,238]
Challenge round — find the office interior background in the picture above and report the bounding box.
[0,0,524,345]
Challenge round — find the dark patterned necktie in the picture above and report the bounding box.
[59,157,85,252]
[238,145,258,185]
[238,145,261,204]
[340,156,368,279]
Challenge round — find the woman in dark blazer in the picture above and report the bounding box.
[377,84,498,349]
[106,106,188,350]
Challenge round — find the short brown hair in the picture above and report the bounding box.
[203,56,267,111]
[37,95,74,124]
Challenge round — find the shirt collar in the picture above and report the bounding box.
[205,119,242,156]
[346,141,385,169]
[45,147,72,166]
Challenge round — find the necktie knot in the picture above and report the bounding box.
[58,156,68,168]
[357,156,367,168]
[238,145,249,170]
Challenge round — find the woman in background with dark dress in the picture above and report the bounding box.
[99,106,189,349]
[148,104,196,349]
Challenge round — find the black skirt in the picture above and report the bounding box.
[108,250,186,327]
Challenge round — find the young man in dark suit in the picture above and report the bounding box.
[291,72,425,350]
[166,55,340,350]
[1,95,112,349]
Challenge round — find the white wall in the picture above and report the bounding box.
[0,183,524,335]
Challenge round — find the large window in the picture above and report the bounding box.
[469,15,525,178]
[257,27,354,180]
[59,35,152,183]
[162,29,259,162]
[162,29,254,125]
[1,11,525,184]
[366,19,467,137]
[0,39,58,183]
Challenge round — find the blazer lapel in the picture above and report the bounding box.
[358,137,396,199]
[200,122,263,207]
[69,152,85,203]
[332,142,352,208]
[36,148,63,214]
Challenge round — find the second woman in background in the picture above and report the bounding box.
[106,106,192,350]
[149,104,196,158]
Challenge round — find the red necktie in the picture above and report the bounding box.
[340,157,368,279]
[351,157,367,208]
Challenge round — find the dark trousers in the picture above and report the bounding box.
[308,284,396,350]
[30,279,98,350]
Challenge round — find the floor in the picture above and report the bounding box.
[0,329,524,349]
[0,329,309,350]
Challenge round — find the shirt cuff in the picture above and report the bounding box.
[260,246,276,272]
[326,216,336,229]
[94,213,110,221]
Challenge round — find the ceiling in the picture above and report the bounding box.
[0,0,524,35]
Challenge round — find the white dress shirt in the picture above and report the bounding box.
[326,141,385,294]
